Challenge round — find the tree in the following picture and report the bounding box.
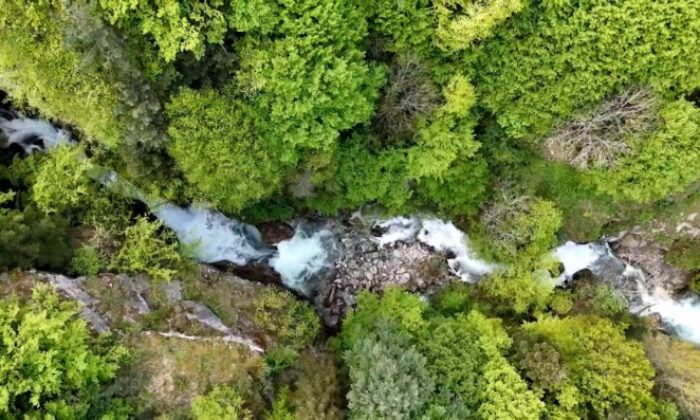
[345,321,434,420]
[422,311,543,419]
[97,0,229,62]
[0,192,73,272]
[479,194,562,263]
[339,287,428,350]
[519,315,675,418]
[0,0,161,148]
[434,0,524,51]
[0,285,126,418]
[591,99,700,203]
[32,145,93,215]
[542,88,660,170]
[479,260,557,316]
[475,0,700,139]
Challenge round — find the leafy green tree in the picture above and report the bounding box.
[434,0,524,51]
[288,348,343,420]
[98,0,229,62]
[591,99,700,203]
[191,386,252,420]
[110,217,184,282]
[478,195,562,263]
[422,311,543,419]
[478,260,557,316]
[475,0,700,139]
[520,315,674,418]
[166,86,284,212]
[345,321,434,420]
[0,285,126,418]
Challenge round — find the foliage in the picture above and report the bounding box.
[422,311,543,418]
[0,285,126,418]
[520,315,674,418]
[644,334,700,419]
[479,194,562,263]
[32,145,93,215]
[475,0,700,139]
[69,245,106,277]
[0,201,73,272]
[98,0,229,62]
[345,320,434,419]
[191,386,252,420]
[166,86,284,212]
[667,237,700,291]
[591,100,700,203]
[110,217,184,282]
[478,260,557,316]
[435,0,524,51]
[0,0,161,148]
[287,348,343,420]
[543,88,660,170]
[339,287,428,349]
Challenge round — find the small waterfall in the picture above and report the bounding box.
[0,115,72,153]
[555,241,700,346]
[153,203,273,266]
[373,217,495,282]
[270,225,334,295]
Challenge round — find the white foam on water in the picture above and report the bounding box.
[640,286,700,345]
[271,228,332,295]
[0,117,72,153]
[153,203,271,265]
[373,217,421,247]
[554,241,607,281]
[417,219,495,282]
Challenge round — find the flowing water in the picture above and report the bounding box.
[0,115,72,153]
[555,241,700,345]
[6,115,700,346]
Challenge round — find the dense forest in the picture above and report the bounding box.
[1,0,700,419]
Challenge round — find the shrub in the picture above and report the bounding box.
[69,245,106,277]
[191,386,252,420]
[0,285,126,418]
[110,217,184,282]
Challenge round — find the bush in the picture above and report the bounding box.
[69,245,106,277]
[191,386,251,420]
[0,285,126,418]
[110,217,184,282]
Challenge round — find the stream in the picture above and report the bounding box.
[3,112,700,345]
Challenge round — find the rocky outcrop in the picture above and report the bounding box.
[611,229,690,293]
